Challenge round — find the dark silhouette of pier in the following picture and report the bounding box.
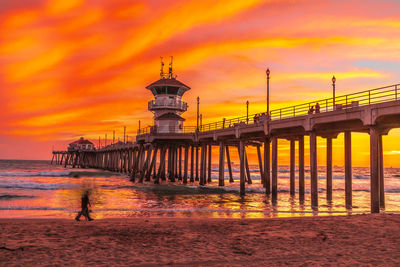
[52,69,400,213]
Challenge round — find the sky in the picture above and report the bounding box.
[0,0,400,166]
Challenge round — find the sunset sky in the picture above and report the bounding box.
[0,0,400,166]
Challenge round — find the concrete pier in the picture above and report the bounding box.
[53,82,400,214]
[345,131,352,209]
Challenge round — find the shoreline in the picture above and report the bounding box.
[1,214,400,265]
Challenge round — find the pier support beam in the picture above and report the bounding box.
[219,141,225,186]
[190,145,194,182]
[310,132,318,209]
[326,137,333,201]
[208,144,212,183]
[179,146,182,181]
[226,146,234,183]
[239,140,245,196]
[271,137,278,202]
[379,134,385,209]
[290,139,295,196]
[344,131,352,209]
[195,146,199,181]
[256,145,264,186]
[244,148,252,184]
[183,145,189,184]
[200,144,205,186]
[370,127,380,213]
[147,146,157,181]
[264,138,271,194]
[298,135,305,202]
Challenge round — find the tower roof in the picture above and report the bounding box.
[155,112,185,121]
[146,77,190,90]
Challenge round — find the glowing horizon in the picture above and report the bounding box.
[1,0,400,166]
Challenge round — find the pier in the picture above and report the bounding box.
[52,65,400,213]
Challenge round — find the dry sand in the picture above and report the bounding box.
[1,214,400,266]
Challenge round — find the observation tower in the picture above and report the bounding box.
[146,57,190,133]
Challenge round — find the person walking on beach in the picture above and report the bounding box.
[75,190,93,221]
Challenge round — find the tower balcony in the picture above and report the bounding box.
[148,100,188,112]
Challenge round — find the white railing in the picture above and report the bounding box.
[148,100,188,111]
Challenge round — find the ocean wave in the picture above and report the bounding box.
[0,182,74,190]
[0,171,71,177]
[0,170,122,178]
[0,194,37,200]
[354,175,370,180]
[0,206,68,211]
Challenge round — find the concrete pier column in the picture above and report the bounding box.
[179,146,182,180]
[208,144,212,183]
[290,139,295,196]
[370,127,380,213]
[195,146,199,181]
[310,132,318,209]
[183,145,189,184]
[170,146,176,182]
[147,146,157,181]
[326,137,333,201]
[161,147,167,181]
[298,135,305,202]
[271,137,278,201]
[190,145,194,182]
[219,141,225,186]
[226,146,234,183]
[344,131,352,209]
[264,138,271,195]
[174,146,178,179]
[199,144,205,185]
[244,149,252,184]
[378,134,385,208]
[256,145,264,185]
[239,140,245,196]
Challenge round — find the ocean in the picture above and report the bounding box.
[1,159,399,219]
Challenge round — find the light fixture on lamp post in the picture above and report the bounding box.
[332,75,336,110]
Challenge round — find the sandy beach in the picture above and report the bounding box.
[0,214,399,266]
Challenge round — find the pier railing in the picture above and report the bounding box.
[148,100,188,111]
[137,125,197,135]
[269,83,400,120]
[137,83,400,135]
[199,83,400,131]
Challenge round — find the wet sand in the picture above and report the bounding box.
[1,214,400,266]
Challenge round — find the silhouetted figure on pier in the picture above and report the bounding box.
[315,102,320,113]
[308,106,314,114]
[75,190,93,221]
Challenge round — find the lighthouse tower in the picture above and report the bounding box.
[146,57,190,133]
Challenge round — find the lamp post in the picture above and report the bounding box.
[266,68,270,119]
[246,100,249,123]
[124,126,126,143]
[332,75,336,109]
[196,96,200,131]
